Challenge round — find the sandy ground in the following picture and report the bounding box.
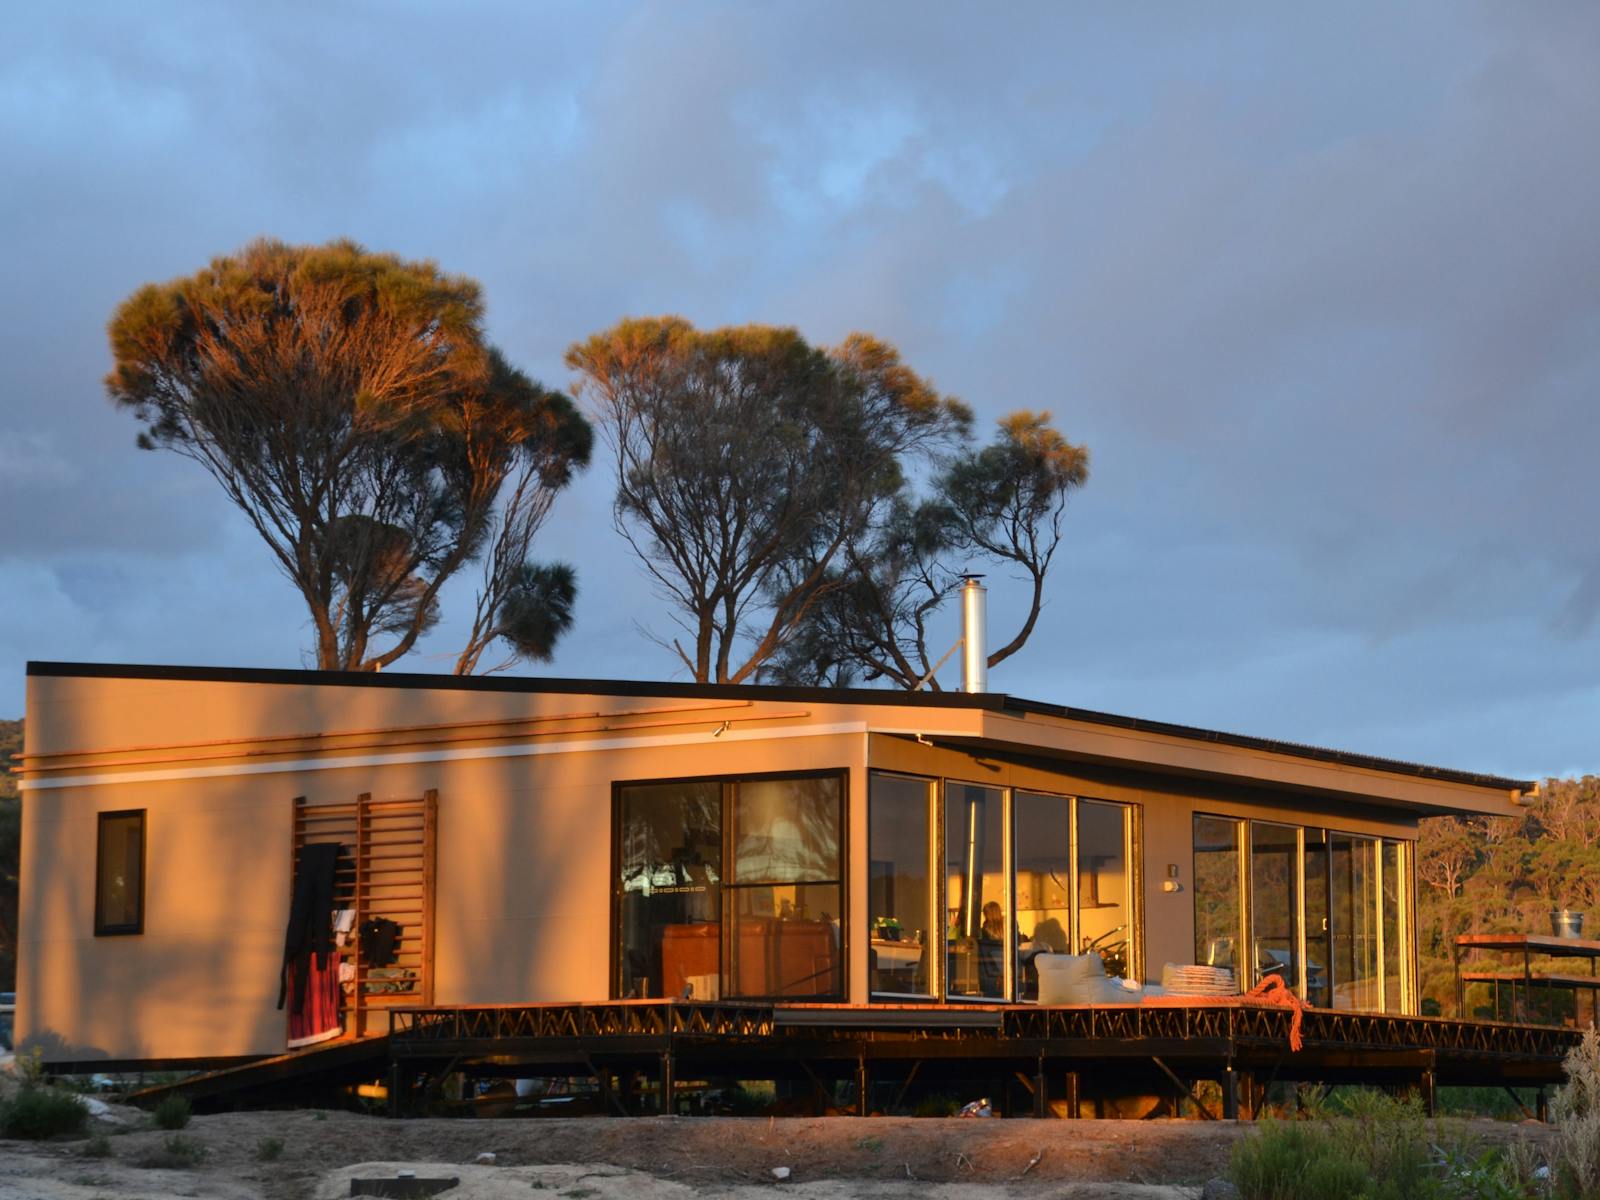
[0,1094,1552,1200]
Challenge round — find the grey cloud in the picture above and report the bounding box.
[0,1,1596,782]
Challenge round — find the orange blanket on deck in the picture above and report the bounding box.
[1141,975,1311,1051]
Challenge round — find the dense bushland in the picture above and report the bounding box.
[1417,777,1600,1019]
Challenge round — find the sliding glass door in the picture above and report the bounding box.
[1078,800,1133,979]
[1193,814,1415,1012]
[1250,823,1300,991]
[867,774,935,997]
[1330,833,1379,1010]
[867,773,1138,1003]
[1013,791,1071,1001]
[1193,815,1243,973]
[946,783,1008,1000]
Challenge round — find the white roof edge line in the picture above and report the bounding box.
[17,721,870,791]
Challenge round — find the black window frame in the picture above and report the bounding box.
[610,768,849,1003]
[94,809,146,936]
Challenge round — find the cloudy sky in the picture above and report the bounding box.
[3,3,1597,780]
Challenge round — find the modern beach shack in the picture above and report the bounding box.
[13,649,1532,1072]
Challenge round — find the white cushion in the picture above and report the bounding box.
[1035,953,1140,1004]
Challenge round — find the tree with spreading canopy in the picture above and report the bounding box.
[106,238,591,673]
[567,318,973,684]
[767,410,1089,688]
[567,316,1088,687]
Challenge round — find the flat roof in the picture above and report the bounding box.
[25,660,1536,794]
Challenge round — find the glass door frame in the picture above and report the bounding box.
[865,769,1142,1004]
[1211,815,1415,1012]
[866,771,940,1001]
[942,778,1014,1003]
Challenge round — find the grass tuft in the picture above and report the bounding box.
[0,1086,90,1140]
[152,1093,192,1130]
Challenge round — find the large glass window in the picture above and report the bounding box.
[1077,800,1133,978]
[868,775,934,997]
[617,782,722,1000]
[946,783,1007,1000]
[615,774,843,1002]
[1330,833,1379,1010]
[1195,815,1415,1013]
[728,776,843,998]
[1304,828,1331,1007]
[1250,822,1301,990]
[95,810,145,936]
[1014,791,1071,1000]
[1193,816,1243,973]
[869,775,1138,1002]
[1382,840,1406,1012]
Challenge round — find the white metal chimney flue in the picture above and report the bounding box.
[960,575,988,693]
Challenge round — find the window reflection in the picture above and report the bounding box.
[1250,823,1300,991]
[617,782,722,1000]
[1330,834,1379,1009]
[1192,816,1243,975]
[1077,801,1131,978]
[1213,824,1411,1013]
[728,776,843,998]
[95,811,145,935]
[616,774,843,1002]
[1304,829,1331,1007]
[1014,792,1070,1001]
[946,783,1007,999]
[734,777,839,883]
[868,775,934,996]
[1382,840,1404,1012]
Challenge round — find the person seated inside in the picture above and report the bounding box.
[1019,916,1069,1000]
[1030,916,1069,954]
[977,900,1005,997]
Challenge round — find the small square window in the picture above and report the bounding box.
[95,810,145,936]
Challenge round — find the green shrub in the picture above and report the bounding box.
[81,1134,113,1158]
[1436,1086,1535,1120]
[13,1047,47,1085]
[255,1136,284,1162]
[0,1086,90,1140]
[712,1081,774,1115]
[1325,1089,1439,1199]
[1231,1120,1375,1200]
[152,1093,192,1130]
[911,1093,959,1117]
[136,1133,205,1169]
[1231,1091,1446,1200]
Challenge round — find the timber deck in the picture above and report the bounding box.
[382,999,1584,1119]
[123,999,1585,1117]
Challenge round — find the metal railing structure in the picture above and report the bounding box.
[380,999,1584,1119]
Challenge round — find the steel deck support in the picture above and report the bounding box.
[365,1001,1585,1120]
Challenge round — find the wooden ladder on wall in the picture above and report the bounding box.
[292,790,438,1039]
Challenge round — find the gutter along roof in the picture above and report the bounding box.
[25,660,1536,796]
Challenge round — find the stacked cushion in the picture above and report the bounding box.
[1159,963,1238,996]
[1034,952,1141,1004]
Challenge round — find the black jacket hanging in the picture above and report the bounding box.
[359,916,402,968]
